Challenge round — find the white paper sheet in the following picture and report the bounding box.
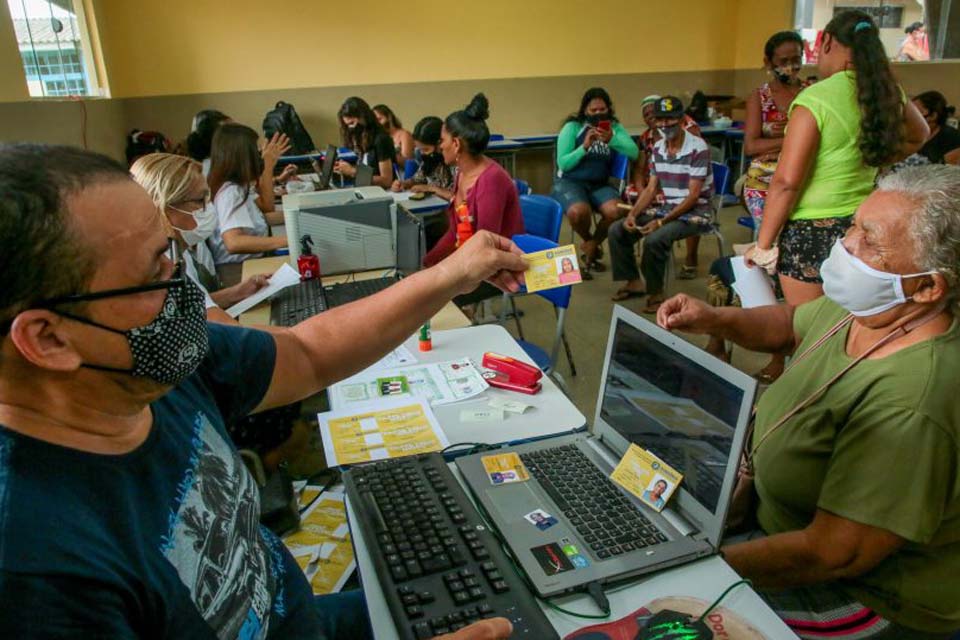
[329,357,488,409]
[730,256,778,308]
[225,262,302,317]
[366,345,417,370]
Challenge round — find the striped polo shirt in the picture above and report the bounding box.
[650,132,714,222]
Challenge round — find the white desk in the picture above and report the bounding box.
[392,192,450,215]
[349,462,797,640]
[384,324,586,447]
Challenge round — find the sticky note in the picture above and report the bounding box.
[523,244,583,293]
[489,397,531,414]
[460,408,504,423]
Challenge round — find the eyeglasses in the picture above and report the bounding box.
[35,238,186,308]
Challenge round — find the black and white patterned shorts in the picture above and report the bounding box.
[777,216,853,283]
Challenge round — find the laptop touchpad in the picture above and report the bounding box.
[488,484,546,522]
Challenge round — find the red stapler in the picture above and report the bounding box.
[481,352,543,395]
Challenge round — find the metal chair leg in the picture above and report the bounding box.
[561,331,577,377]
[510,296,524,340]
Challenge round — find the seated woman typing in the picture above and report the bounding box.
[130,153,270,324]
[206,123,288,284]
[391,116,454,201]
[423,94,524,306]
[374,103,416,164]
[335,97,396,189]
[657,165,960,640]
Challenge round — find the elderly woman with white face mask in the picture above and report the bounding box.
[130,153,269,324]
[656,165,960,639]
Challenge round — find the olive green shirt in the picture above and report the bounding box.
[754,297,960,633]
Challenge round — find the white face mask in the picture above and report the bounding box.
[821,240,936,317]
[170,202,217,247]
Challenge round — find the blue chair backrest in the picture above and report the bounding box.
[711,161,730,196]
[514,178,531,196]
[611,152,630,181]
[489,133,505,141]
[512,234,573,310]
[404,159,418,180]
[519,195,563,243]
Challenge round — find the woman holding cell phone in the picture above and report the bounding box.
[551,87,639,278]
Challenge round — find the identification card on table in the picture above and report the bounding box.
[609,444,682,512]
[481,452,530,485]
[523,244,583,293]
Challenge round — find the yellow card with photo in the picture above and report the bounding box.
[481,452,530,485]
[609,444,683,512]
[523,244,583,293]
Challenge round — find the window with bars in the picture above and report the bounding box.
[6,0,103,97]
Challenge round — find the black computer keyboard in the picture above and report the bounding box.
[324,276,397,308]
[520,444,668,559]
[270,280,327,327]
[344,454,558,640]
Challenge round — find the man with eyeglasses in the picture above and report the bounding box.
[0,145,521,640]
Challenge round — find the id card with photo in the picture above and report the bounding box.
[523,244,583,293]
[610,444,682,512]
[481,452,530,485]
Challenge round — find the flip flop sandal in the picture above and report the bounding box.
[581,267,594,281]
[642,300,664,314]
[590,260,607,273]
[611,288,645,301]
[677,265,697,280]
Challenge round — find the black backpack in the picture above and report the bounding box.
[125,129,169,166]
[263,101,316,155]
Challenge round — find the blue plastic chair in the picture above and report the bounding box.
[519,195,563,243]
[500,234,576,380]
[611,152,630,194]
[513,178,531,196]
[403,158,418,180]
[489,133,505,141]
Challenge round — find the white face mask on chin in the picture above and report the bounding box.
[821,240,937,317]
[171,203,217,247]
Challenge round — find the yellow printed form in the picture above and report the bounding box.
[610,444,683,512]
[285,492,356,594]
[319,397,449,467]
[523,244,583,293]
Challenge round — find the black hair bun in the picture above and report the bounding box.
[464,93,490,122]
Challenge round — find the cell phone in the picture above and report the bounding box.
[597,120,612,132]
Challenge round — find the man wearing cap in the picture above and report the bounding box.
[630,94,705,279]
[610,96,714,313]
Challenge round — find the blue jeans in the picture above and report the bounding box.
[314,590,372,640]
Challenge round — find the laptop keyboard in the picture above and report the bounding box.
[520,443,669,560]
[324,276,397,308]
[270,280,327,327]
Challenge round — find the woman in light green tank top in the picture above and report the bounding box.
[746,11,928,307]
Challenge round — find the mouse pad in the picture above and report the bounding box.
[563,596,767,640]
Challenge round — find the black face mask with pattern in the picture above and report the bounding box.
[58,277,210,386]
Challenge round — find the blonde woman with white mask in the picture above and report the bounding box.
[131,153,270,324]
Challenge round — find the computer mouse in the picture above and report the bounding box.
[636,610,712,640]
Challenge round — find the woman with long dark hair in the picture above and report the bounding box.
[913,91,960,165]
[373,103,415,164]
[423,94,524,308]
[207,123,287,283]
[551,87,639,278]
[746,11,928,306]
[335,97,396,189]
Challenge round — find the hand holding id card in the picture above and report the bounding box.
[523,244,583,293]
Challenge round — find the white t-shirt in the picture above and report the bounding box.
[208,183,269,265]
[183,250,218,310]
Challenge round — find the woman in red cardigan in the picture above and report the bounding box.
[424,94,525,306]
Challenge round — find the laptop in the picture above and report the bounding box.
[354,163,374,187]
[269,207,425,326]
[315,144,337,190]
[455,305,757,597]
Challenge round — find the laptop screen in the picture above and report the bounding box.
[318,145,337,188]
[598,318,744,516]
